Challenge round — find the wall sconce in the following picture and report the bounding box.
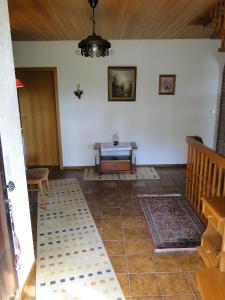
[74,84,83,99]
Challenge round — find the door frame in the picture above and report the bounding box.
[0,135,19,298]
[16,67,63,169]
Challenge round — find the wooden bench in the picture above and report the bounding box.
[26,168,50,210]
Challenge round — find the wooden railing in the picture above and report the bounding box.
[212,0,225,37]
[212,0,225,51]
[186,136,225,223]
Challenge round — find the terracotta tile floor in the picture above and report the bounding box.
[24,167,204,300]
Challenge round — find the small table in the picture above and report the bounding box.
[94,142,137,173]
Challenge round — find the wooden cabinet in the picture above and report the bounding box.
[199,234,221,267]
[94,142,137,173]
[202,199,225,235]
[198,197,225,270]
[197,197,225,300]
[101,159,131,172]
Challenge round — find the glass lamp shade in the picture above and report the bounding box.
[16,79,24,88]
[112,134,119,145]
[78,34,111,58]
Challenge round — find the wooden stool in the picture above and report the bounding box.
[26,168,50,210]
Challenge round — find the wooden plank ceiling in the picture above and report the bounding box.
[8,0,217,41]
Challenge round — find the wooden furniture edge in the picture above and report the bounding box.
[130,142,137,149]
[198,196,225,271]
[197,267,225,300]
[52,68,63,170]
[201,196,225,219]
[93,143,101,150]
[21,261,36,299]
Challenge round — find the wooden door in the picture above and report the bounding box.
[0,138,18,299]
[16,69,60,166]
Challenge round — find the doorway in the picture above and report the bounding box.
[16,68,62,168]
[0,136,19,299]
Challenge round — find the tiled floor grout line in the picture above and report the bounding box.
[155,271,164,299]
[100,191,103,236]
[120,191,131,299]
[142,193,155,261]
[101,187,129,300]
[162,292,197,297]
[99,270,194,275]
[183,270,197,297]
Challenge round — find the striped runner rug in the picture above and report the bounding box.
[36,178,125,300]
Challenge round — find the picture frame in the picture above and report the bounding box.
[159,74,176,95]
[108,66,137,101]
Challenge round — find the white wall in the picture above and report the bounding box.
[13,40,224,166]
[0,0,34,290]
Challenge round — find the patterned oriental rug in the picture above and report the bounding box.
[83,166,160,180]
[139,194,205,252]
[36,178,125,300]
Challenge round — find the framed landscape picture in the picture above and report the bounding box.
[108,66,137,101]
[159,74,176,95]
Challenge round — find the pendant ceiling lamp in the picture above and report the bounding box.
[76,0,113,58]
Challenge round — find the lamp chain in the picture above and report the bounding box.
[92,7,96,35]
